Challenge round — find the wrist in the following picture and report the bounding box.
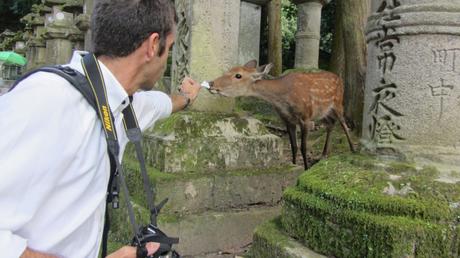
[177,91,191,109]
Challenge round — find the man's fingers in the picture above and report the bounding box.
[146,242,161,256]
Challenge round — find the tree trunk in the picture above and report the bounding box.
[268,0,282,76]
[330,0,370,136]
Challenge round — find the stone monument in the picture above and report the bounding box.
[362,0,460,175]
[43,6,83,65]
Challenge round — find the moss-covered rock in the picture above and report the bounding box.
[136,112,284,173]
[250,218,327,258]
[280,154,460,258]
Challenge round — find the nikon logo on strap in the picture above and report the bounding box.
[102,105,113,132]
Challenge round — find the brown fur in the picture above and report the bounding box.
[209,61,356,170]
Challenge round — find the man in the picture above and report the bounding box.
[0,0,200,257]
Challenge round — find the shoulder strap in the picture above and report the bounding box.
[9,66,97,111]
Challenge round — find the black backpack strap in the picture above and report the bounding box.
[9,66,97,111]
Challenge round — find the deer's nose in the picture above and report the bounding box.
[208,81,214,88]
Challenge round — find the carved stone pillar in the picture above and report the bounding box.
[291,0,330,69]
[172,0,241,113]
[363,0,460,172]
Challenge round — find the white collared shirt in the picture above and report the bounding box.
[0,51,172,258]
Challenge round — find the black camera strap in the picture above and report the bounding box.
[81,54,179,257]
[81,54,142,248]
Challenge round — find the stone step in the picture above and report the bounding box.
[123,158,303,215]
[249,218,327,258]
[109,205,281,257]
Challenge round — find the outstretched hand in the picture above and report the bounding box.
[178,76,201,103]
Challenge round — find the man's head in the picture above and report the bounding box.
[92,0,177,90]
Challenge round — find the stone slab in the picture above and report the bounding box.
[161,206,281,256]
[123,159,302,214]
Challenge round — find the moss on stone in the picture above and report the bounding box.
[296,154,454,221]
[142,111,282,172]
[282,187,454,258]
[276,152,460,257]
[151,111,236,139]
[250,217,296,258]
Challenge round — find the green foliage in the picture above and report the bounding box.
[281,0,297,70]
[320,0,336,54]
[0,31,23,51]
[0,0,39,33]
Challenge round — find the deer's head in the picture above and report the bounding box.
[208,60,273,97]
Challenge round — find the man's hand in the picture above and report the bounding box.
[106,242,160,258]
[178,76,201,103]
[171,76,201,112]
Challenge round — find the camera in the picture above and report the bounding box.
[132,223,180,258]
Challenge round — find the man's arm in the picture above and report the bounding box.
[20,248,58,258]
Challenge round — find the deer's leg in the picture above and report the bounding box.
[333,110,356,153]
[285,122,298,165]
[300,123,309,170]
[322,117,336,158]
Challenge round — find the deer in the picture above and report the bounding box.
[207,60,356,170]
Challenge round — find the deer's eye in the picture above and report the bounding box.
[235,74,242,79]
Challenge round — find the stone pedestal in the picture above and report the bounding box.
[362,0,460,172]
[43,6,83,65]
[291,0,330,69]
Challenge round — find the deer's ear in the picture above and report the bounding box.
[251,73,264,82]
[244,60,258,68]
[257,63,273,74]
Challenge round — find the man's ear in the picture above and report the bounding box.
[244,60,258,68]
[146,33,160,60]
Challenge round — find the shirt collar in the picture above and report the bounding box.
[67,51,130,113]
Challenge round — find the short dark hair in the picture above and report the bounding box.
[91,0,177,57]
